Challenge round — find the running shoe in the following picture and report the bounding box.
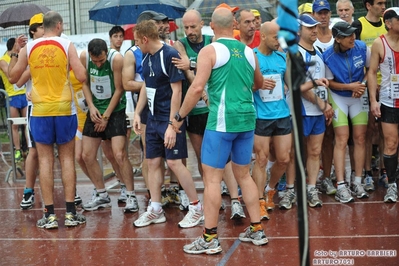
[384,183,398,203]
[14,149,22,163]
[20,188,34,210]
[279,189,296,210]
[178,190,190,211]
[307,187,322,208]
[74,194,82,206]
[238,227,268,246]
[379,171,389,188]
[118,184,127,203]
[167,186,180,205]
[230,201,246,219]
[321,178,336,195]
[335,185,354,203]
[352,182,369,199]
[37,214,58,229]
[64,212,86,227]
[264,189,276,210]
[83,194,111,211]
[124,195,139,213]
[133,206,166,227]
[161,185,171,206]
[183,237,222,255]
[178,205,204,228]
[259,199,269,220]
[220,181,229,196]
[363,174,375,191]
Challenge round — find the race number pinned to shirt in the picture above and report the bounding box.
[390,74,399,99]
[259,74,283,102]
[146,87,156,115]
[90,75,112,99]
[315,86,328,101]
[76,90,88,112]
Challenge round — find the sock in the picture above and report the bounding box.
[66,202,76,214]
[150,201,162,212]
[24,187,34,194]
[337,181,346,190]
[127,191,136,197]
[353,176,362,184]
[259,197,264,201]
[265,185,274,192]
[203,227,218,242]
[307,185,315,192]
[365,170,372,177]
[44,205,54,218]
[383,154,398,183]
[97,190,108,198]
[266,160,275,171]
[120,183,126,188]
[286,184,294,190]
[250,222,263,232]
[190,200,202,211]
[231,198,240,204]
[97,188,106,193]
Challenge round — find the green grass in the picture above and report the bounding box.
[0,131,9,144]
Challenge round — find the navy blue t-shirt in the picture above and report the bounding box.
[142,44,185,121]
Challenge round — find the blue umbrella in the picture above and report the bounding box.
[88,0,186,25]
[187,0,272,14]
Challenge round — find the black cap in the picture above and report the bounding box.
[137,10,168,23]
[332,21,357,38]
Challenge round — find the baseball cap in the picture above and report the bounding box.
[298,14,320,27]
[137,10,168,23]
[215,3,239,13]
[298,3,313,15]
[332,21,356,38]
[383,7,399,22]
[29,13,44,26]
[312,0,331,13]
[251,9,261,17]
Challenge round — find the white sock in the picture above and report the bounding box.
[265,185,274,192]
[354,176,362,184]
[150,201,162,212]
[307,185,315,192]
[266,160,275,171]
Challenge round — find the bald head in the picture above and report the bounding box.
[183,9,202,23]
[260,21,280,52]
[260,21,280,36]
[211,7,234,29]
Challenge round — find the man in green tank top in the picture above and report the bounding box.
[172,7,267,255]
[80,38,138,214]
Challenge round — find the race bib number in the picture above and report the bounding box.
[390,74,399,99]
[90,75,112,99]
[13,84,24,92]
[315,86,328,101]
[361,89,369,112]
[259,74,283,102]
[146,87,156,115]
[75,90,88,112]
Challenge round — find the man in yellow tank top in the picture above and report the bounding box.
[0,38,27,163]
[8,11,87,229]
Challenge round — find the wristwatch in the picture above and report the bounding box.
[189,61,196,70]
[174,112,185,122]
[102,115,109,121]
[10,53,18,58]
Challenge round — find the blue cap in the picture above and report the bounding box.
[298,14,321,27]
[312,0,331,13]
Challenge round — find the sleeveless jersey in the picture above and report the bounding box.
[359,17,387,47]
[179,35,212,116]
[0,53,26,97]
[379,35,399,108]
[27,37,75,117]
[206,38,256,132]
[253,48,289,120]
[86,48,126,114]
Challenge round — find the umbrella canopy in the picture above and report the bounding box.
[123,20,178,40]
[187,0,272,14]
[89,0,186,25]
[0,3,51,28]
